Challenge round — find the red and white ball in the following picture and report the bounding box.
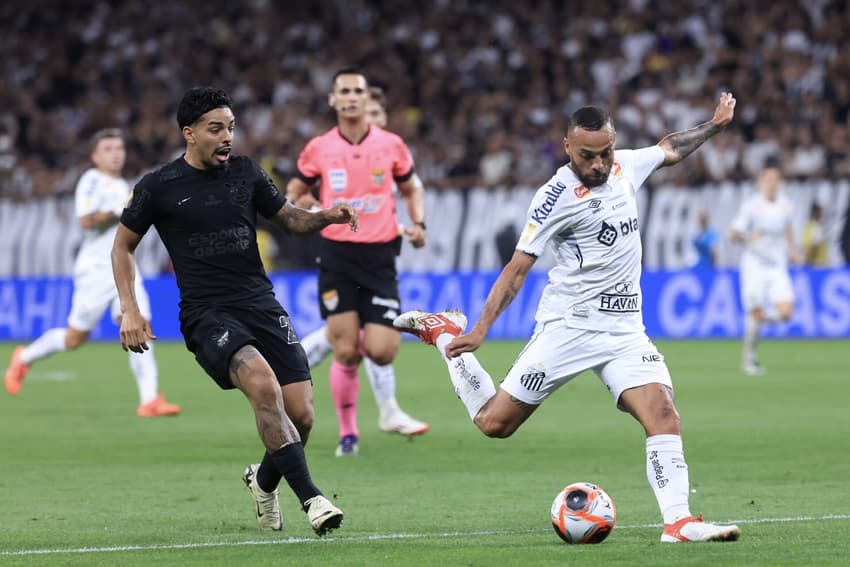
[550,482,617,544]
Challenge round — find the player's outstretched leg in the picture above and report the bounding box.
[392,310,467,345]
[661,515,740,543]
[394,310,497,422]
[4,346,30,396]
[302,325,333,368]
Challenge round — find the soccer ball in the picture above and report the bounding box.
[550,482,617,544]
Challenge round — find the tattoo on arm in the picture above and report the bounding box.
[275,206,327,235]
[497,281,520,313]
[661,121,723,164]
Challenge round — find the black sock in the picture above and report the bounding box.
[267,442,322,507]
[256,451,283,493]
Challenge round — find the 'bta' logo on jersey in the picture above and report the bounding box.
[597,217,639,247]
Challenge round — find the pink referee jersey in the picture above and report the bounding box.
[296,126,414,243]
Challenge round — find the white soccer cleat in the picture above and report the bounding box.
[379,405,430,436]
[742,361,766,376]
[304,495,344,536]
[660,515,740,543]
[242,464,283,531]
[393,309,467,346]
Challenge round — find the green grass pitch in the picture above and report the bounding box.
[0,339,848,565]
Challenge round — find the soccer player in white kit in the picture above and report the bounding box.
[4,129,180,417]
[729,166,799,376]
[396,94,741,543]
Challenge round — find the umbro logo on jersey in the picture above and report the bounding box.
[588,199,602,211]
[530,182,567,223]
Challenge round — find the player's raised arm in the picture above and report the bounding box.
[657,92,736,167]
[272,201,359,235]
[111,223,155,353]
[397,174,426,248]
[446,250,537,358]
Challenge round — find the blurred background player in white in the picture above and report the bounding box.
[287,69,427,458]
[297,86,428,439]
[396,94,741,543]
[3,129,180,417]
[729,165,799,376]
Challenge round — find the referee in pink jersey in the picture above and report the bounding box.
[286,68,427,457]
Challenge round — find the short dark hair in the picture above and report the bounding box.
[177,87,233,128]
[368,86,386,109]
[568,106,612,132]
[90,128,123,152]
[331,67,367,90]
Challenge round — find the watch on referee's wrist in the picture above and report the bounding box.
[414,221,427,230]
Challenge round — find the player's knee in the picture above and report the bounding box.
[475,414,518,439]
[333,346,361,366]
[645,402,681,435]
[364,349,394,366]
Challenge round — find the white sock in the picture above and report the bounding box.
[301,326,333,368]
[21,328,67,365]
[743,313,761,364]
[364,357,397,407]
[435,333,496,421]
[129,343,158,404]
[646,434,692,524]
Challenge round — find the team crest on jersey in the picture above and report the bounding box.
[322,290,339,311]
[371,168,385,186]
[329,169,347,192]
[574,185,590,199]
[227,179,250,206]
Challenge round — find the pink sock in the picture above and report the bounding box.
[329,360,360,438]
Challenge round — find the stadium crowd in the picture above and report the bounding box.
[2,0,850,197]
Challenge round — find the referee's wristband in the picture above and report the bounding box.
[414,221,427,230]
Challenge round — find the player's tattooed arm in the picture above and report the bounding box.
[445,251,536,357]
[272,202,359,234]
[659,92,736,166]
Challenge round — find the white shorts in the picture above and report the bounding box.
[740,264,794,312]
[67,267,151,331]
[500,319,672,410]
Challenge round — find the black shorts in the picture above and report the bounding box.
[317,238,401,327]
[180,303,311,390]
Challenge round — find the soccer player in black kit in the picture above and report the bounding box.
[111,87,357,535]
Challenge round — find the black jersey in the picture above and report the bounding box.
[121,155,285,309]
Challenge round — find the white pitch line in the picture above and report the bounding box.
[2,513,849,557]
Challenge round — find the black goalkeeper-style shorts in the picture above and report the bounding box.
[316,238,402,327]
[180,303,311,390]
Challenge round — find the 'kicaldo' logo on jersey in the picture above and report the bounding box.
[529,181,567,223]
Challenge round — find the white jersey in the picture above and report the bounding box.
[73,168,130,272]
[730,193,793,270]
[516,146,665,332]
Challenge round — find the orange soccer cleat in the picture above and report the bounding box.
[4,346,30,396]
[392,310,467,346]
[136,393,181,417]
[661,514,740,543]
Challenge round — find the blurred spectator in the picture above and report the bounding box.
[690,210,719,269]
[0,0,848,210]
[802,202,829,266]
